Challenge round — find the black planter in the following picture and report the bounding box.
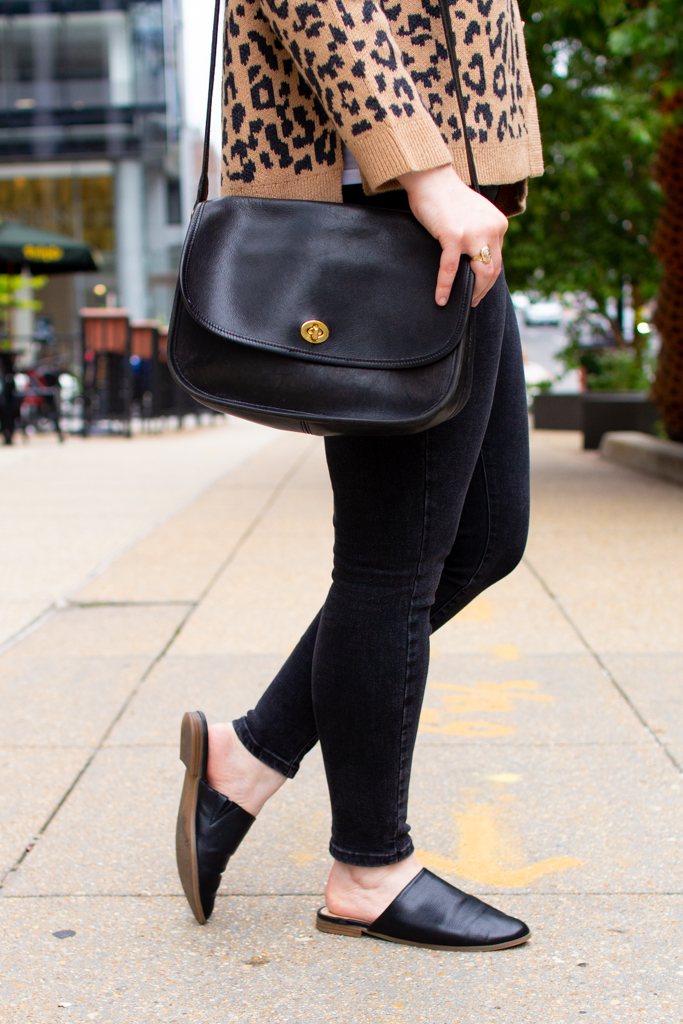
[581,393,658,450]
[532,393,583,431]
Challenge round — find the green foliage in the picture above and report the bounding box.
[559,338,652,389]
[556,303,654,389]
[534,378,554,393]
[609,1,683,104]
[507,1,664,332]
[585,349,651,390]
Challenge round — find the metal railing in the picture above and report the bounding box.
[80,308,209,437]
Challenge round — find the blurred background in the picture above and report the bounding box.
[0,0,221,438]
[0,0,680,444]
[505,0,682,447]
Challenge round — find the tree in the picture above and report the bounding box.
[509,1,683,436]
[646,103,683,438]
[508,1,662,347]
[609,0,683,439]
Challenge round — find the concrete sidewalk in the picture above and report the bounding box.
[0,418,274,649]
[1,425,682,1023]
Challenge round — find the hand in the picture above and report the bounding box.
[397,164,508,307]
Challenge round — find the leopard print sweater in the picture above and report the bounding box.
[221,0,542,207]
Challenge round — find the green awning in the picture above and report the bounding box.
[0,220,100,274]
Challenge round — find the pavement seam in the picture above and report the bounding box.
[0,892,325,900]
[0,440,316,891]
[68,600,198,608]
[152,439,317,657]
[0,606,58,660]
[523,556,683,776]
[0,425,275,657]
[2,890,682,899]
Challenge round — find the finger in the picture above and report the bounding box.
[470,263,497,306]
[470,249,502,307]
[435,239,464,306]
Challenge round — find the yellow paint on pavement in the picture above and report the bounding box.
[491,643,521,660]
[455,597,494,622]
[419,680,554,735]
[294,849,319,865]
[419,711,513,737]
[417,800,582,888]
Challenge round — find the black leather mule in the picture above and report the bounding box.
[316,868,530,951]
[176,711,255,924]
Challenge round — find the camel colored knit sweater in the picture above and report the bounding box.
[220,0,543,210]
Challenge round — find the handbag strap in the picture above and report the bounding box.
[437,0,480,193]
[195,0,479,204]
[195,0,225,206]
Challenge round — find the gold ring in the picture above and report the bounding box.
[471,246,492,264]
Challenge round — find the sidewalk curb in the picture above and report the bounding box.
[600,431,683,487]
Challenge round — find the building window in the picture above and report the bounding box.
[166,177,181,225]
[0,175,113,254]
[0,4,169,160]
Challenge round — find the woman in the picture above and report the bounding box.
[176,0,543,950]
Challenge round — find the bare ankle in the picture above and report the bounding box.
[325,853,422,922]
[206,722,285,816]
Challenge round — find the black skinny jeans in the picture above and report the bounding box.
[233,201,530,867]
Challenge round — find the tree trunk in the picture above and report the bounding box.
[651,100,683,441]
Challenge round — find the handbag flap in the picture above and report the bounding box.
[179,196,473,370]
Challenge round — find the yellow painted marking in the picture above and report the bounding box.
[492,643,521,661]
[425,680,553,714]
[420,716,513,737]
[294,849,319,865]
[417,801,582,887]
[420,680,553,737]
[456,597,494,622]
[486,772,522,783]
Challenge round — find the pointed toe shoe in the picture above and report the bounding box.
[316,867,530,951]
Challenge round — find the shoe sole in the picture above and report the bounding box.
[316,913,531,951]
[176,711,206,925]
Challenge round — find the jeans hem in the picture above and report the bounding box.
[232,718,300,780]
[329,839,415,867]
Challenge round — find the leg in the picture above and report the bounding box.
[207,613,322,814]
[318,275,526,865]
[231,612,321,779]
[320,277,529,918]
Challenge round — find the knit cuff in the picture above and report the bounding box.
[347,116,453,193]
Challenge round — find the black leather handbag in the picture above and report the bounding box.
[168,0,482,436]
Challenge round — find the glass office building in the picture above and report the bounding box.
[0,0,187,359]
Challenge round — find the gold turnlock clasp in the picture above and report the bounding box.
[301,319,330,344]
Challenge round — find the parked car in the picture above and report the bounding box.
[510,291,530,310]
[524,300,563,326]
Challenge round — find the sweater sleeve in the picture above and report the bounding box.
[256,0,452,190]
